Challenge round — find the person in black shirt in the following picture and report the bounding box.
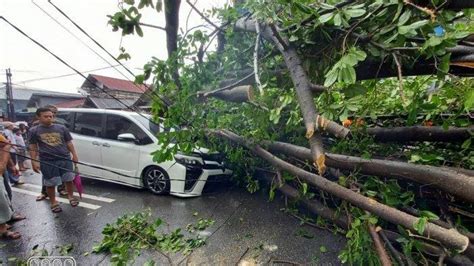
[29,108,80,213]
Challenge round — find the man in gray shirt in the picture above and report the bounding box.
[29,107,80,213]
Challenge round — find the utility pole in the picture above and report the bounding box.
[5,68,16,121]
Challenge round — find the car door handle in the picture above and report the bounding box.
[102,143,111,148]
[92,141,101,146]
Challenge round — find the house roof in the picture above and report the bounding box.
[84,74,147,94]
[0,84,62,101]
[86,97,136,109]
[54,98,86,108]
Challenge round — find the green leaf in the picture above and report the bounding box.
[397,10,411,26]
[413,217,427,235]
[462,138,472,150]
[302,183,308,195]
[419,210,439,221]
[124,0,135,5]
[464,90,474,111]
[320,246,327,253]
[368,217,378,225]
[345,9,366,18]
[407,19,430,30]
[289,35,299,42]
[156,0,163,12]
[319,13,334,23]
[333,13,342,26]
[324,68,338,87]
[135,25,143,37]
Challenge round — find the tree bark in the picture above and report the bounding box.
[201,85,254,103]
[368,224,392,266]
[365,126,473,142]
[164,0,181,88]
[265,141,474,203]
[213,129,470,252]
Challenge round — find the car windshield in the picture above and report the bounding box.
[132,114,173,136]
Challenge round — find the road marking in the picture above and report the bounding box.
[11,187,101,210]
[19,183,115,203]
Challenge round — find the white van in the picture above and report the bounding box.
[56,108,232,197]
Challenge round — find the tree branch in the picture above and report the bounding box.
[186,0,222,32]
[265,140,474,203]
[211,129,470,252]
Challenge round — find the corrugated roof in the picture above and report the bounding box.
[0,84,82,101]
[87,97,136,109]
[87,74,147,94]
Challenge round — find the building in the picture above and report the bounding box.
[0,84,48,114]
[80,74,146,102]
[82,97,136,110]
[26,92,85,109]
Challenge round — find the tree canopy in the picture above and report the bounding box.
[109,0,473,264]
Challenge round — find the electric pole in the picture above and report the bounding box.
[5,68,16,121]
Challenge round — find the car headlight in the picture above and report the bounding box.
[175,156,202,166]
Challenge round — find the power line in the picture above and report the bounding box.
[15,64,121,84]
[32,0,140,89]
[1,141,229,187]
[47,0,170,108]
[0,16,157,125]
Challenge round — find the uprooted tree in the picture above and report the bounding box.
[109,0,474,264]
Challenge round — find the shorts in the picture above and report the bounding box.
[40,160,75,187]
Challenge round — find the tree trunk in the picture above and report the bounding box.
[365,126,473,142]
[265,141,474,203]
[213,129,470,252]
[164,0,181,88]
[204,85,254,103]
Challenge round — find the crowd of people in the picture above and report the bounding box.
[0,105,80,240]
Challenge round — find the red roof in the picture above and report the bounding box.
[54,98,86,108]
[89,74,147,94]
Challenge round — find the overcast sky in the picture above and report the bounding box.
[0,0,227,93]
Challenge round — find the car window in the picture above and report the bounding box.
[73,112,103,137]
[105,114,152,144]
[55,111,75,130]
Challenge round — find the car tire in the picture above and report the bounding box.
[142,166,170,195]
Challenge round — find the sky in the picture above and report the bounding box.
[0,0,228,93]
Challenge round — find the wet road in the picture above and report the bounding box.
[1,169,345,265]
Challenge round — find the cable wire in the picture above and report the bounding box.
[15,64,121,84]
[1,141,230,184]
[47,0,171,109]
[0,16,161,127]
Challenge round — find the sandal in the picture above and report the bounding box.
[0,230,21,240]
[36,194,48,201]
[9,213,26,223]
[69,198,79,207]
[51,204,62,213]
[59,190,68,197]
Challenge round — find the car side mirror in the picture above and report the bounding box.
[117,133,136,142]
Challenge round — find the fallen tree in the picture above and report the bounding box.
[264,141,474,203]
[212,129,470,252]
[109,0,474,264]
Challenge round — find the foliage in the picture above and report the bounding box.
[109,0,473,264]
[92,210,213,265]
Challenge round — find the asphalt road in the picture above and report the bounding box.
[1,168,345,265]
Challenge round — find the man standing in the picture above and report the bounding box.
[35,105,67,201]
[29,107,80,213]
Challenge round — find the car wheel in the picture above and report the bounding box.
[143,166,170,195]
